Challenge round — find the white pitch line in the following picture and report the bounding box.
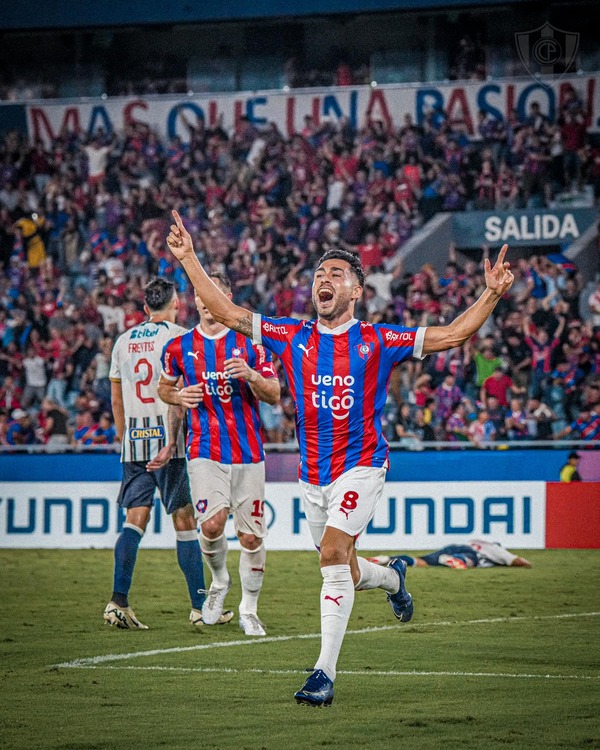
[63,665,600,681]
[54,611,600,669]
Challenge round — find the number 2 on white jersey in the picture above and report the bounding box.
[134,358,155,404]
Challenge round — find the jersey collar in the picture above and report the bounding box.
[316,317,358,336]
[196,324,229,341]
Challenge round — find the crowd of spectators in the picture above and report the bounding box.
[0,83,599,450]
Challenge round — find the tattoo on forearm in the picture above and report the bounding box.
[167,405,183,443]
[236,315,253,338]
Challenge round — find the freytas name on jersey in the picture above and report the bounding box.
[129,425,166,440]
[128,341,155,353]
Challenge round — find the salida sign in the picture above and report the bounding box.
[22,74,600,146]
[453,208,596,248]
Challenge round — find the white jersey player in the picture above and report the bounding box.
[110,315,186,463]
[103,277,232,631]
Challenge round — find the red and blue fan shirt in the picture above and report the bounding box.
[252,314,426,485]
[569,412,600,441]
[161,326,276,464]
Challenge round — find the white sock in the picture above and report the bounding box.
[199,532,229,588]
[355,557,399,593]
[314,564,354,682]
[239,543,266,616]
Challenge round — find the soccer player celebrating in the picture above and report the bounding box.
[158,273,280,637]
[166,210,514,706]
[105,277,230,630]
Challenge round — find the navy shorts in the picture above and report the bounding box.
[420,544,479,567]
[117,458,192,515]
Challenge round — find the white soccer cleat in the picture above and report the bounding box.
[103,601,148,630]
[201,578,232,625]
[189,608,234,629]
[239,613,267,637]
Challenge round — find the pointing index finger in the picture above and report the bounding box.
[496,244,508,267]
[171,209,184,230]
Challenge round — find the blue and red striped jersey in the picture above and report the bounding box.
[569,413,600,441]
[252,314,426,485]
[161,326,276,464]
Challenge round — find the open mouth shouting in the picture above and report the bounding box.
[317,286,335,305]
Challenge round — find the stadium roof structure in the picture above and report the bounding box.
[1,0,534,31]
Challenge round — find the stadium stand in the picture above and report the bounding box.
[1,94,599,451]
[0,0,599,452]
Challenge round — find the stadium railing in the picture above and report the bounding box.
[0,440,597,454]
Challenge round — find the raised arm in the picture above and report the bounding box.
[166,210,254,339]
[422,245,514,355]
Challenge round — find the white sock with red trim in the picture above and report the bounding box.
[200,532,229,589]
[313,564,354,682]
[239,544,266,616]
[355,556,399,593]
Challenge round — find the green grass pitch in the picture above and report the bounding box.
[1,548,599,749]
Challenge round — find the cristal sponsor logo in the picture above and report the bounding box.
[310,374,355,420]
[202,371,234,402]
[129,426,166,440]
[263,322,288,334]
[385,331,414,343]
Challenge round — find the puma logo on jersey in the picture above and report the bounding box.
[297,343,314,358]
[187,351,201,360]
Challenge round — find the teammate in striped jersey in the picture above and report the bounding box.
[158,273,280,637]
[166,209,515,706]
[104,278,226,631]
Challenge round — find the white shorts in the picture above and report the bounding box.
[187,458,267,538]
[299,465,387,548]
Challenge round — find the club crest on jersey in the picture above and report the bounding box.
[357,342,373,360]
[195,498,208,514]
[231,347,245,358]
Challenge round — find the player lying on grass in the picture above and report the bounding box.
[166,208,514,707]
[367,540,532,569]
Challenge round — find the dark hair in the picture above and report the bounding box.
[209,271,232,293]
[316,249,365,287]
[144,277,176,312]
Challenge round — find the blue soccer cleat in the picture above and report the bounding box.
[386,557,414,622]
[294,669,334,707]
